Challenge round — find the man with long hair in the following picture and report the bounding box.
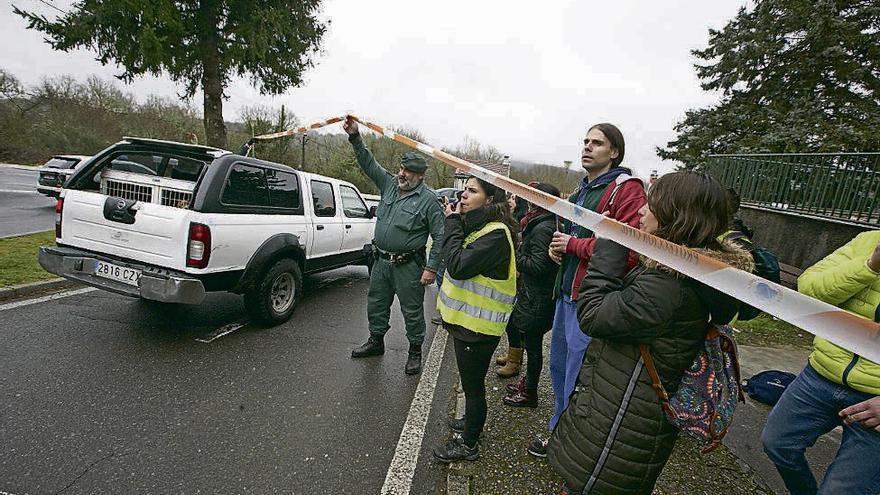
[528,123,647,457]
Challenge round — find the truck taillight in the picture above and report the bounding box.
[186,222,211,268]
[55,198,63,238]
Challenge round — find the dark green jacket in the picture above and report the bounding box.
[548,238,752,494]
[349,133,445,271]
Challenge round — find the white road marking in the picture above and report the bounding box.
[380,326,448,495]
[0,189,38,194]
[0,287,97,311]
[195,321,248,343]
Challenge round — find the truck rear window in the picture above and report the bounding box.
[223,164,269,206]
[221,164,301,209]
[106,152,205,180]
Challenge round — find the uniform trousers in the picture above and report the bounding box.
[367,257,426,346]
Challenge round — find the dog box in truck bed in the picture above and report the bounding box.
[38,136,376,326]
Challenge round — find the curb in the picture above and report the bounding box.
[0,163,38,171]
[0,229,54,240]
[0,278,82,302]
[446,381,470,495]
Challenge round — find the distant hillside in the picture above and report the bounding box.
[510,159,581,194]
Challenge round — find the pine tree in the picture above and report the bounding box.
[658,0,880,168]
[14,0,327,149]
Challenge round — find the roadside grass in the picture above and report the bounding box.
[0,230,56,287]
[731,313,814,350]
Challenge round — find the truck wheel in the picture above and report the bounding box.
[244,258,302,326]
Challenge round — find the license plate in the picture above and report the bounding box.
[95,260,141,287]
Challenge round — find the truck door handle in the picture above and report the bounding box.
[316,225,324,230]
[345,225,352,229]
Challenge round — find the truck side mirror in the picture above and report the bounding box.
[368,205,377,219]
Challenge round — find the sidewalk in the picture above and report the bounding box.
[442,337,832,494]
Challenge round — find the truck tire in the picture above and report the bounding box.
[244,258,302,326]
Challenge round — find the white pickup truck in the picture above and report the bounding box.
[38,137,376,325]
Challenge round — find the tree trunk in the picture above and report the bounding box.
[199,1,226,149]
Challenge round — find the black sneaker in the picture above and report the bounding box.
[351,337,384,358]
[433,436,479,463]
[446,416,465,433]
[527,437,548,458]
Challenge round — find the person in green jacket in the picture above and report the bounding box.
[762,230,880,494]
[343,117,445,375]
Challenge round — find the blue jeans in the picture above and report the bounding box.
[762,363,880,495]
[548,295,591,430]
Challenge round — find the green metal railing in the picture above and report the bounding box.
[706,153,880,227]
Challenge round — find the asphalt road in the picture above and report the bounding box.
[0,165,57,238]
[0,267,458,494]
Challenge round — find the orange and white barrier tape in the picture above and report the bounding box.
[252,114,880,364]
[248,116,346,142]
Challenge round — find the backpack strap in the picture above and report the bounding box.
[721,230,753,246]
[638,344,675,417]
[604,173,644,211]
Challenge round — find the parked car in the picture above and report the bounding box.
[38,137,376,325]
[435,187,461,204]
[36,155,91,197]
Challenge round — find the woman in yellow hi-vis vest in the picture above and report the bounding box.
[433,176,519,463]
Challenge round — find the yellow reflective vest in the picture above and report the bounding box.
[438,222,517,336]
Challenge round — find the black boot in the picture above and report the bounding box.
[405,344,422,375]
[351,336,384,358]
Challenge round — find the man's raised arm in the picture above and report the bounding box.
[343,116,393,192]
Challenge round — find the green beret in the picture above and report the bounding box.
[400,152,428,173]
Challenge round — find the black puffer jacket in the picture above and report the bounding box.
[508,212,557,335]
[548,238,753,495]
[441,206,515,342]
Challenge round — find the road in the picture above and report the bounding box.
[0,267,458,494]
[0,165,56,238]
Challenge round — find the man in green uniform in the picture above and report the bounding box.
[343,116,445,375]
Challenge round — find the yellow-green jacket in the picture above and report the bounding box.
[797,230,880,395]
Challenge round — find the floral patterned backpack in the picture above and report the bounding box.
[639,324,745,453]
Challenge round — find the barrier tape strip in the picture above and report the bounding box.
[248,114,880,364]
[249,117,346,142]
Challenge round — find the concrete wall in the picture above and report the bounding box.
[739,206,874,270]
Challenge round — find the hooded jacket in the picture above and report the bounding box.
[560,172,646,299]
[548,238,754,495]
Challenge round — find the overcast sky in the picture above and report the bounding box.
[2,0,747,177]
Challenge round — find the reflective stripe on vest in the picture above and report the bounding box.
[438,221,517,336]
[438,290,512,323]
[442,276,517,306]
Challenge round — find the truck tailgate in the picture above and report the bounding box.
[60,190,191,270]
